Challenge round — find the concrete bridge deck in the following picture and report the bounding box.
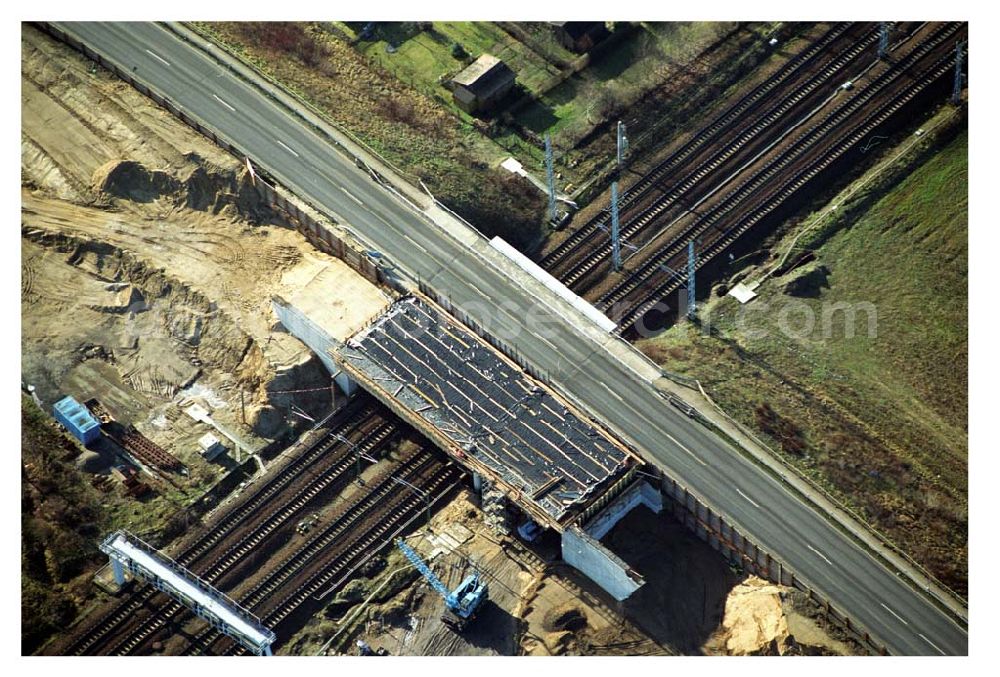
[336,295,642,530]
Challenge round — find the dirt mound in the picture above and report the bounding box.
[782,262,831,298]
[74,450,105,473]
[715,577,789,655]
[92,158,269,220]
[93,160,181,203]
[704,576,853,655]
[178,160,270,217]
[542,630,577,655]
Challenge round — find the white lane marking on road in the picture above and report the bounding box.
[400,233,428,254]
[275,140,300,158]
[598,385,710,468]
[212,94,236,112]
[880,602,909,626]
[467,282,493,301]
[340,186,364,206]
[144,49,171,67]
[601,383,625,404]
[918,633,946,656]
[736,488,761,509]
[807,544,833,566]
[660,428,707,467]
[538,334,558,351]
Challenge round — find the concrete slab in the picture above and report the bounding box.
[279,253,391,343]
[728,282,760,304]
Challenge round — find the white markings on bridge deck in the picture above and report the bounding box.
[400,232,428,254]
[467,281,488,299]
[601,382,625,404]
[339,186,364,206]
[537,333,558,351]
[144,49,171,67]
[736,488,761,508]
[880,602,909,625]
[275,139,300,158]
[918,633,947,656]
[212,94,236,112]
[807,544,833,566]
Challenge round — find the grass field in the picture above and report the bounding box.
[355,22,767,183]
[358,22,560,117]
[515,23,741,147]
[638,125,968,594]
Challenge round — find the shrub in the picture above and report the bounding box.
[237,22,327,68]
[754,402,807,456]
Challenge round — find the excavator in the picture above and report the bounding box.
[395,538,488,632]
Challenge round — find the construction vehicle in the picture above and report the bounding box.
[516,518,542,543]
[395,538,488,632]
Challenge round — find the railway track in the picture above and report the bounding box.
[618,47,962,331]
[59,397,386,656]
[103,417,402,656]
[540,22,862,274]
[553,24,908,290]
[184,451,460,656]
[600,22,964,332]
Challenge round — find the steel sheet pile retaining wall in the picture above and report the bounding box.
[660,474,888,655]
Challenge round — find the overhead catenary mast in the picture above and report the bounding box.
[617,120,629,173]
[544,134,557,222]
[611,181,622,272]
[952,40,966,104]
[687,240,697,321]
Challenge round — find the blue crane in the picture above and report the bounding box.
[395,538,488,632]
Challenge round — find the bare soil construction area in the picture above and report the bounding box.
[292,493,857,656]
[21,24,391,653]
[22,24,388,444]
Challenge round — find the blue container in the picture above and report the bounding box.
[53,396,102,446]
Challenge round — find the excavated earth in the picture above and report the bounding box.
[21,24,389,453]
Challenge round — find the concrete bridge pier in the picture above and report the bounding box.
[111,557,125,586]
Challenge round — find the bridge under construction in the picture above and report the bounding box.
[335,295,661,600]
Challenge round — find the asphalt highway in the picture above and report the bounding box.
[50,22,967,655]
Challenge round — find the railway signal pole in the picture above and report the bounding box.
[611,181,622,272]
[952,40,966,104]
[617,121,629,173]
[544,134,557,222]
[686,240,697,321]
[878,23,890,60]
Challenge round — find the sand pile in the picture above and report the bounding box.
[716,577,790,655]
